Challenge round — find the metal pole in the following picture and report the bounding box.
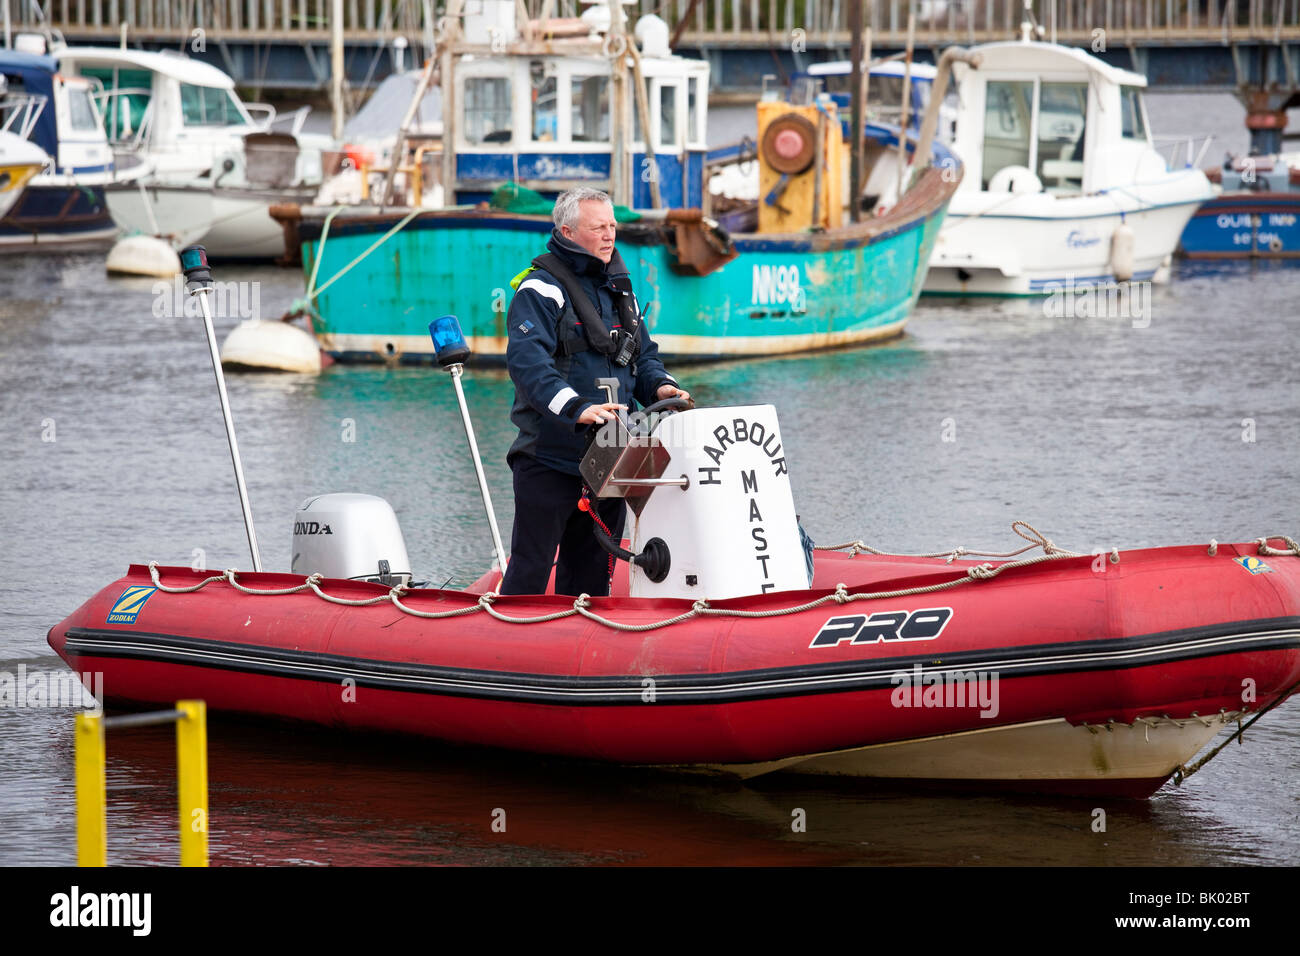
[183,246,264,572]
[849,0,864,222]
[75,712,107,867]
[448,365,509,576]
[330,0,345,141]
[175,700,209,867]
[194,288,263,571]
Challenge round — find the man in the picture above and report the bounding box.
[500,187,689,596]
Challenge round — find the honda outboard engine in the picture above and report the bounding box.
[291,493,412,586]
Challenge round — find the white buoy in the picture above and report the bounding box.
[106,235,182,278]
[1111,221,1135,282]
[220,319,322,374]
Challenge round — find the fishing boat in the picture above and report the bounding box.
[0,47,130,250]
[922,27,1214,295]
[52,45,334,260]
[1178,158,1300,258]
[269,0,962,364]
[1176,141,1300,257]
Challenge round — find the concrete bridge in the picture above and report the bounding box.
[4,0,1298,96]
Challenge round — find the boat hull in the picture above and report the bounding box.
[105,182,317,260]
[1177,192,1300,258]
[0,181,118,251]
[47,541,1300,797]
[287,165,955,363]
[924,192,1206,295]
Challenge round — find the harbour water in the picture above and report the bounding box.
[0,93,1297,867]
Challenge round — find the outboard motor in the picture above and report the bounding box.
[291,493,412,587]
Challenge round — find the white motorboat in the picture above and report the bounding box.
[53,45,335,259]
[0,47,143,250]
[922,34,1213,295]
[0,127,46,221]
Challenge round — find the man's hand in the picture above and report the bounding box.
[577,402,626,426]
[656,384,691,404]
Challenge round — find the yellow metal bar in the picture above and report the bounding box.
[75,712,107,867]
[175,700,209,867]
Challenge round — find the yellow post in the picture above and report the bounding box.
[175,700,209,867]
[75,711,107,867]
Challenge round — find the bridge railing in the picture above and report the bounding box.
[5,0,1298,44]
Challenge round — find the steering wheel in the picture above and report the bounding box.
[640,396,692,417]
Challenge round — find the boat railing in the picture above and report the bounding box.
[269,104,312,138]
[0,91,49,142]
[243,101,278,129]
[90,86,156,148]
[1152,133,1216,171]
[75,700,209,867]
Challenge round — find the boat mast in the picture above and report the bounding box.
[848,0,867,223]
[609,0,630,207]
[330,0,345,141]
[439,0,464,207]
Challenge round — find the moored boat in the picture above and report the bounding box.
[0,48,131,250]
[270,1,962,364]
[53,44,334,259]
[922,32,1213,295]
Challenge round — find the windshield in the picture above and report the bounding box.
[180,84,247,126]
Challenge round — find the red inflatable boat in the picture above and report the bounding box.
[48,527,1300,799]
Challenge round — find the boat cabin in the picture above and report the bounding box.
[948,42,1163,197]
[794,59,944,133]
[54,46,320,187]
[447,1,710,208]
[0,49,111,178]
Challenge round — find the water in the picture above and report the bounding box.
[1,95,1297,867]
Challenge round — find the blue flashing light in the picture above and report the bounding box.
[429,314,471,367]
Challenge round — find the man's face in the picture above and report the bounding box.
[562,199,617,263]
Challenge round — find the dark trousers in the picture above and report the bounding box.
[500,455,627,597]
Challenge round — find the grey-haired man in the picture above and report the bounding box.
[500,188,689,596]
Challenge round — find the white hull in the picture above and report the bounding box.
[710,712,1237,788]
[106,183,310,259]
[924,189,1206,295]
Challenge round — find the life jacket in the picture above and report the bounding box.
[512,253,643,366]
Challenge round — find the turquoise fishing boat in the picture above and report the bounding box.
[272,1,962,364]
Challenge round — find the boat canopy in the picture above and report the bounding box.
[55,47,237,90]
[952,41,1147,89]
[0,50,58,157]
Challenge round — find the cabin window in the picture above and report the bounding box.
[64,85,101,133]
[463,76,512,145]
[1036,82,1087,192]
[571,75,609,143]
[81,67,152,141]
[686,76,700,144]
[180,84,238,126]
[530,63,557,142]
[658,82,679,148]
[981,80,1033,189]
[180,84,244,126]
[1121,86,1147,141]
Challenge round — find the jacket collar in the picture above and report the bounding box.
[547,228,628,279]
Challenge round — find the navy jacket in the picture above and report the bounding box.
[506,230,677,475]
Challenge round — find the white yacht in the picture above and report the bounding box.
[54,45,335,259]
[923,37,1213,295]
